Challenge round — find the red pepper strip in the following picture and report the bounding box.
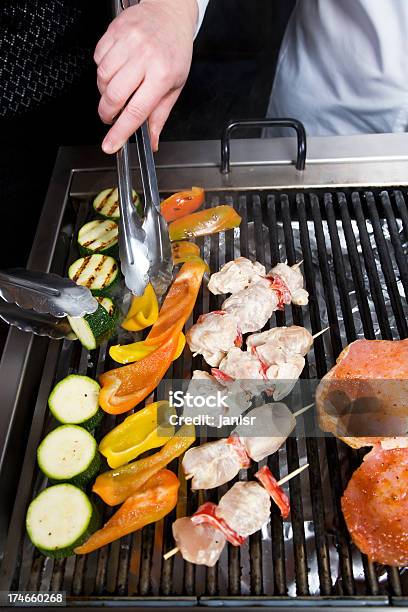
[191,502,246,547]
[227,434,251,468]
[255,466,290,519]
[266,275,292,310]
[234,328,243,348]
[211,368,235,384]
[75,469,179,554]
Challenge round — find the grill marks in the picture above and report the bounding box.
[93,188,139,219]
[79,220,118,252]
[94,188,119,219]
[69,255,118,291]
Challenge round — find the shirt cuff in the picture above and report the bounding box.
[194,0,209,38]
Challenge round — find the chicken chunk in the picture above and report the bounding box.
[217,481,271,537]
[265,355,306,400]
[247,326,313,360]
[172,517,226,567]
[247,326,311,400]
[182,439,243,490]
[234,403,296,461]
[216,347,267,395]
[218,347,264,380]
[208,257,266,295]
[183,370,251,420]
[222,281,278,333]
[268,263,309,306]
[186,311,241,367]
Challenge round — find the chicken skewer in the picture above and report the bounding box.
[182,402,313,489]
[219,261,309,334]
[211,326,329,400]
[184,327,328,425]
[163,463,309,564]
[187,259,309,366]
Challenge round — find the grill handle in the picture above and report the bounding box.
[220,118,307,174]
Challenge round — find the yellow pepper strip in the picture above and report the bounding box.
[109,332,185,365]
[171,242,210,271]
[172,240,199,262]
[99,400,176,469]
[121,283,159,331]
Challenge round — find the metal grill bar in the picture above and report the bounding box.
[1,188,407,608]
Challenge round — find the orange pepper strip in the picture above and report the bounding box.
[75,469,179,555]
[169,205,241,241]
[93,424,195,506]
[99,261,206,414]
[99,332,179,414]
[161,187,205,222]
[144,259,207,347]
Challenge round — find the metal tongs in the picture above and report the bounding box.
[115,0,173,298]
[0,269,98,339]
[116,124,173,298]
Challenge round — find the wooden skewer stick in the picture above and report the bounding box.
[277,462,309,486]
[163,463,310,561]
[291,260,304,270]
[163,546,179,560]
[312,326,330,340]
[293,403,314,418]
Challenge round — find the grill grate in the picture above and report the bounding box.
[1,188,408,607]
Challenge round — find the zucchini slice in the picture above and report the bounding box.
[68,254,119,296]
[37,425,101,487]
[67,297,117,350]
[48,375,103,431]
[93,187,141,220]
[26,484,99,558]
[96,296,118,320]
[77,220,118,257]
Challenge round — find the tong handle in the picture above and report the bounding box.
[135,122,161,212]
[0,270,60,297]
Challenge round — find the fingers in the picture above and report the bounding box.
[102,80,165,153]
[96,43,130,95]
[149,90,182,151]
[98,62,145,124]
[94,30,115,66]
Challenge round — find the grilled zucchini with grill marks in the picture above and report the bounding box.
[26,484,100,558]
[68,254,119,296]
[93,187,141,220]
[68,297,118,350]
[78,220,118,257]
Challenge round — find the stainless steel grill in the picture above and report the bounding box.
[0,133,408,609]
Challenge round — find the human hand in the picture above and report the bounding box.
[95,0,198,153]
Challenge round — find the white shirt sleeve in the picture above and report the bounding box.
[195,0,209,37]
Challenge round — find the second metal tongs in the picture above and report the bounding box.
[0,269,98,338]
